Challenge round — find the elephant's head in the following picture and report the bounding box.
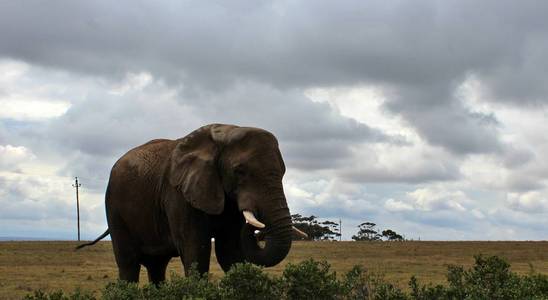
[169,124,298,267]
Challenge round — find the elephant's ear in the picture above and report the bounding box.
[169,125,228,215]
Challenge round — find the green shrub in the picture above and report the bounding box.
[23,290,59,300]
[373,282,408,300]
[520,273,548,300]
[23,255,548,300]
[24,288,96,300]
[342,265,396,300]
[465,255,515,299]
[140,267,219,300]
[281,259,343,300]
[445,254,548,300]
[218,263,281,300]
[445,264,466,299]
[341,265,371,299]
[101,281,140,300]
[408,276,446,300]
[68,288,96,300]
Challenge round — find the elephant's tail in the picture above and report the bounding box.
[75,229,110,250]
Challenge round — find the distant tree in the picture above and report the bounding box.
[381,229,404,241]
[351,222,381,241]
[291,214,340,241]
[320,220,341,241]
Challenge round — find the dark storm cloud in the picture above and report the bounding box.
[2,1,546,156]
[0,1,546,90]
[1,0,547,166]
[385,85,503,155]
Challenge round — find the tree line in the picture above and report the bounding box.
[291,214,404,241]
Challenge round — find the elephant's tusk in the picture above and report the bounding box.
[243,210,266,228]
[292,226,308,238]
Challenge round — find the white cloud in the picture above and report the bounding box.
[390,186,472,213]
[384,198,413,212]
[0,59,71,121]
[0,97,71,121]
[460,154,508,190]
[342,141,459,183]
[304,86,409,137]
[108,72,154,95]
[408,187,468,212]
[457,74,548,194]
[471,209,485,220]
[0,171,107,238]
[507,191,548,213]
[0,144,35,169]
[0,59,29,81]
[485,207,548,239]
[305,86,462,184]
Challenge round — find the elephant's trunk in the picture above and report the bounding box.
[240,206,292,267]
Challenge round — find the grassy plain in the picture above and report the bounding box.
[1,241,547,299]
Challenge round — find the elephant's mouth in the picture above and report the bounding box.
[239,210,307,267]
[240,222,290,267]
[250,229,266,248]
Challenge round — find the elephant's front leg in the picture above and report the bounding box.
[166,199,212,276]
[214,221,245,272]
[179,230,211,276]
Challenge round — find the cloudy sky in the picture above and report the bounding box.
[1,1,547,240]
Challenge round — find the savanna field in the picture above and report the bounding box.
[1,241,547,299]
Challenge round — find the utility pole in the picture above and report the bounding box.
[72,177,81,241]
[339,218,342,241]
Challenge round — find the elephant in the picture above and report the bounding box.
[76,124,306,284]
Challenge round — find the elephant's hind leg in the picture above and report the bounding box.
[109,226,142,282]
[119,262,141,282]
[143,256,171,285]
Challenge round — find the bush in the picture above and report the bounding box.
[408,276,446,300]
[341,265,371,299]
[342,265,401,300]
[24,288,96,300]
[24,255,548,300]
[444,254,548,300]
[219,263,281,300]
[141,270,219,300]
[281,259,343,299]
[373,282,408,300]
[102,281,140,300]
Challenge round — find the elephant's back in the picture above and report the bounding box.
[111,139,175,180]
[105,139,176,246]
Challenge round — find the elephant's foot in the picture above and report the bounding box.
[181,240,212,276]
[143,256,171,284]
[119,263,141,282]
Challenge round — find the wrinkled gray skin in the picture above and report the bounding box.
[77,124,293,284]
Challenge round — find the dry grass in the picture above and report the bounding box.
[1,241,547,299]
